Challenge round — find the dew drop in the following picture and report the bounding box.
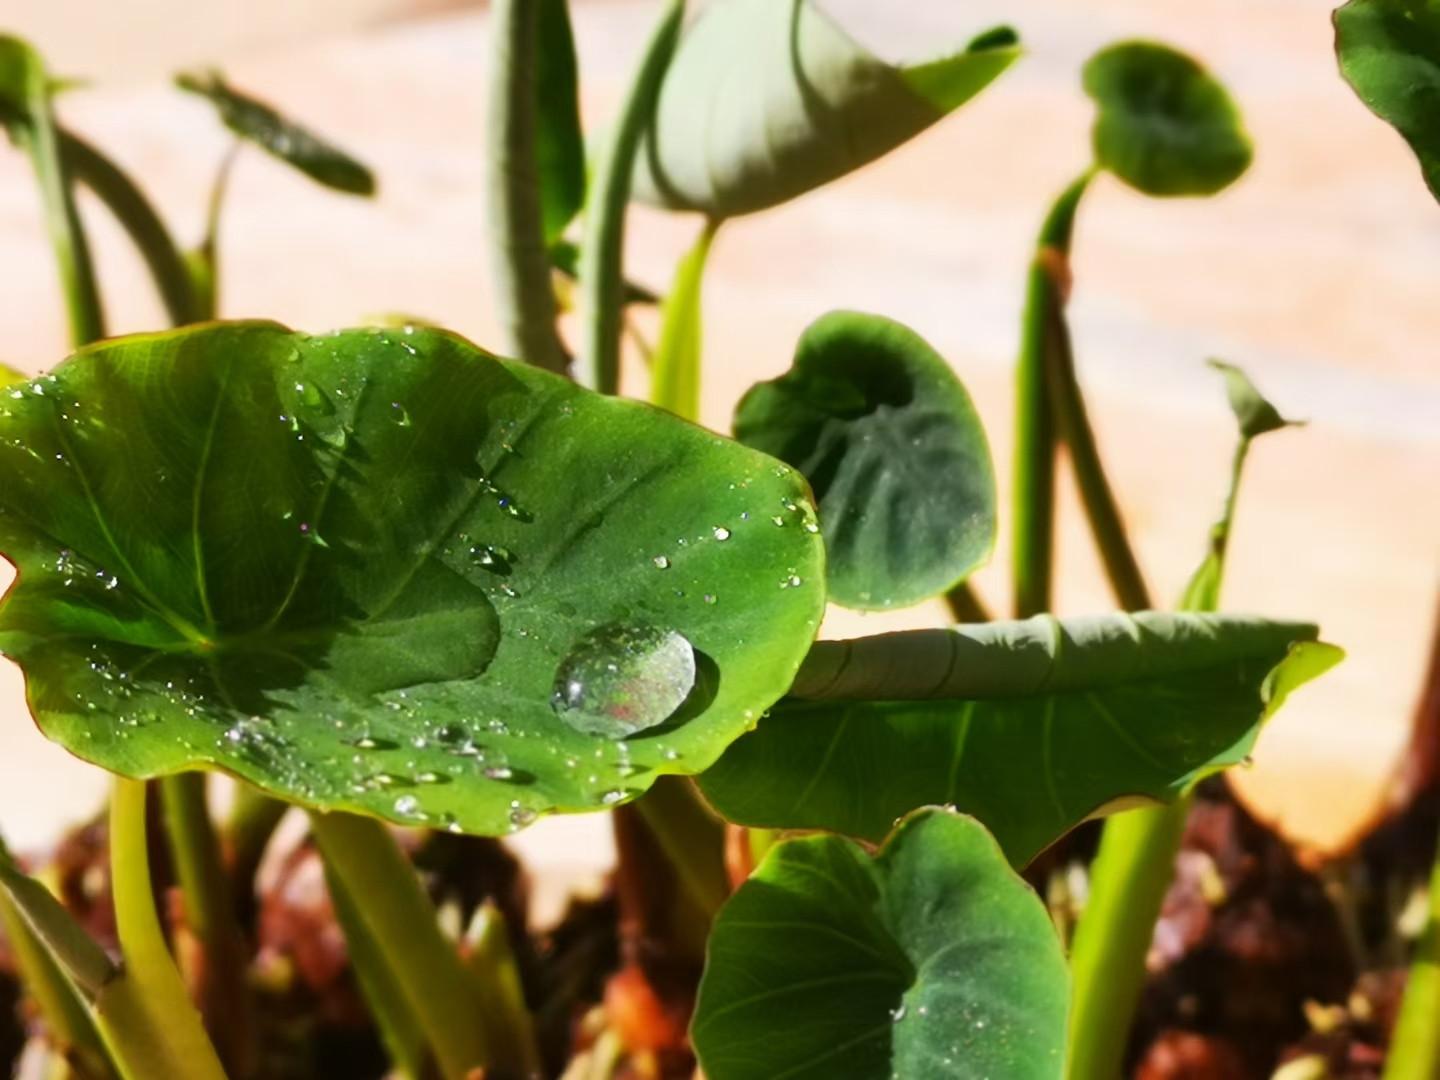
[771,515,785,527]
[652,555,670,569]
[702,594,717,605]
[394,794,421,816]
[483,765,514,781]
[390,401,412,427]
[549,622,696,740]
[712,526,731,541]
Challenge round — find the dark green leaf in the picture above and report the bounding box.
[1335,0,1440,203]
[0,323,824,836]
[633,0,1019,217]
[536,0,586,244]
[176,71,375,196]
[734,311,995,610]
[700,613,1341,866]
[1084,41,1252,196]
[1210,359,1301,440]
[692,808,1068,1080]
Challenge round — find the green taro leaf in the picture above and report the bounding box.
[692,808,1068,1080]
[0,323,825,835]
[176,71,375,196]
[632,0,1020,217]
[700,613,1341,866]
[734,311,995,610]
[1335,0,1440,203]
[1084,41,1252,196]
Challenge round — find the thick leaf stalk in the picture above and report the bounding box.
[650,217,719,421]
[1383,838,1440,1080]
[486,0,568,373]
[576,0,686,393]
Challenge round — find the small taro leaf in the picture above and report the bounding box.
[0,324,824,835]
[699,613,1342,866]
[1083,41,1252,196]
[536,0,586,244]
[175,71,375,196]
[692,808,1068,1080]
[1335,0,1440,203]
[1209,359,1302,441]
[0,849,116,999]
[734,311,995,610]
[632,0,1019,217]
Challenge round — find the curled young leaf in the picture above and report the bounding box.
[1084,41,1252,196]
[0,324,824,836]
[693,808,1068,1080]
[633,0,1020,217]
[734,311,995,610]
[176,71,375,196]
[699,612,1342,866]
[1335,0,1440,203]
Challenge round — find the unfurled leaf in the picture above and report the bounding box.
[0,324,824,836]
[692,808,1068,1080]
[734,311,995,610]
[536,0,586,244]
[699,613,1341,866]
[633,0,1019,217]
[176,71,375,195]
[1084,41,1252,196]
[1335,0,1440,203]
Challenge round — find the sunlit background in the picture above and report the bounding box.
[1,0,1437,904]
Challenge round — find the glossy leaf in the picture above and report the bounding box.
[536,0,586,244]
[700,613,1342,866]
[176,71,375,196]
[734,311,995,610]
[1084,41,1252,196]
[0,323,824,835]
[632,1,1020,217]
[692,808,1068,1080]
[1335,0,1440,203]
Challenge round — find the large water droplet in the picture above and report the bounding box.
[550,622,696,740]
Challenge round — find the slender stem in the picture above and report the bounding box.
[1011,172,1092,616]
[15,57,105,346]
[60,129,200,326]
[486,0,568,372]
[1065,798,1188,1080]
[631,776,729,919]
[1383,840,1440,1080]
[650,217,719,420]
[309,811,490,1080]
[189,143,240,322]
[944,580,992,623]
[225,783,288,915]
[95,779,227,1080]
[576,0,686,393]
[465,901,542,1079]
[160,773,253,1075]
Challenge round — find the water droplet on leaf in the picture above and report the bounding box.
[550,623,696,740]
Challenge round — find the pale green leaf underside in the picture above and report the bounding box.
[0,323,824,835]
[633,0,1019,217]
[699,613,1341,866]
[734,310,995,610]
[1335,0,1440,204]
[693,809,1068,1080]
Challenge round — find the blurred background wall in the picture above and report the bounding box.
[0,0,1436,875]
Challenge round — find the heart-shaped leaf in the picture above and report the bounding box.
[632,0,1019,217]
[699,613,1341,866]
[1084,41,1252,196]
[1335,0,1440,203]
[0,323,824,835]
[734,311,995,610]
[176,71,375,196]
[692,808,1068,1080]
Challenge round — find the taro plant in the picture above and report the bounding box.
[0,3,1376,1079]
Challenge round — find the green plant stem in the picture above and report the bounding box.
[188,142,240,322]
[631,775,729,920]
[1065,797,1188,1080]
[225,783,288,912]
[1383,840,1440,1080]
[15,62,105,346]
[160,772,253,1075]
[60,130,200,326]
[487,0,568,372]
[576,0,686,393]
[650,216,719,420]
[944,580,992,623]
[464,901,542,1079]
[309,810,491,1080]
[95,779,227,1080]
[1011,171,1091,616]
